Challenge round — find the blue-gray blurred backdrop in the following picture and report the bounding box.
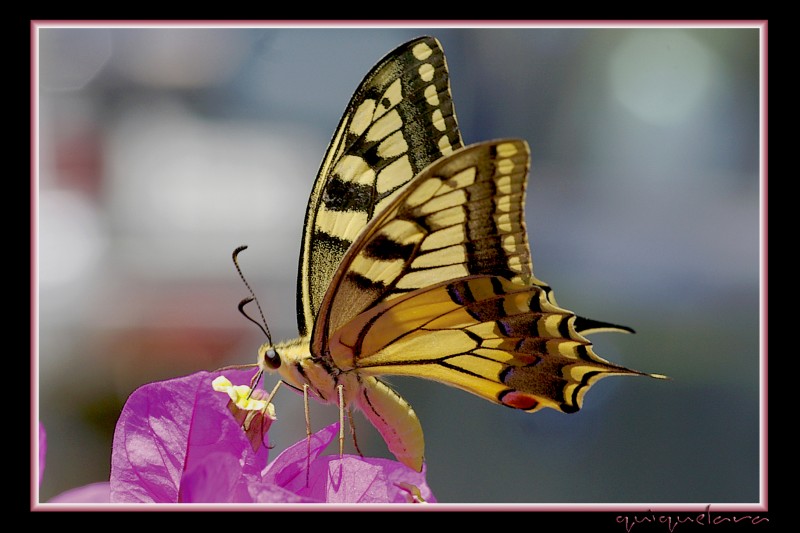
[37,25,762,504]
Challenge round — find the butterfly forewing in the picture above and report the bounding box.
[298,36,463,337]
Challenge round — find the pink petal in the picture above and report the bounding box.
[38,422,46,487]
[178,452,251,503]
[303,456,436,503]
[303,456,386,503]
[246,482,321,503]
[110,369,268,503]
[262,423,436,503]
[261,422,338,491]
[49,482,111,503]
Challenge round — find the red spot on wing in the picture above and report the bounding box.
[499,390,539,410]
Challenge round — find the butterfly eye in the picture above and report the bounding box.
[264,347,281,370]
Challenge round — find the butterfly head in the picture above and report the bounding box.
[257,343,282,372]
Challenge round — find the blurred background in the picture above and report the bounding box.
[36,25,762,504]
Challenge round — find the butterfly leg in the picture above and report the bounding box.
[263,379,283,406]
[303,383,311,486]
[346,406,364,458]
[337,384,345,459]
[336,385,364,459]
[252,380,283,450]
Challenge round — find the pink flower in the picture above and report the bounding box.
[46,369,434,504]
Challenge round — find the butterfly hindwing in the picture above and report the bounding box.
[298,36,464,337]
[331,275,644,414]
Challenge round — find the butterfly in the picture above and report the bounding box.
[238,36,664,472]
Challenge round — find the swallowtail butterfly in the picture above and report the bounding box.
[240,36,663,472]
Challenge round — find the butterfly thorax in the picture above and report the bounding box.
[257,335,427,471]
[257,336,361,406]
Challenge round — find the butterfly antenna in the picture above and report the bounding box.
[232,245,273,346]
